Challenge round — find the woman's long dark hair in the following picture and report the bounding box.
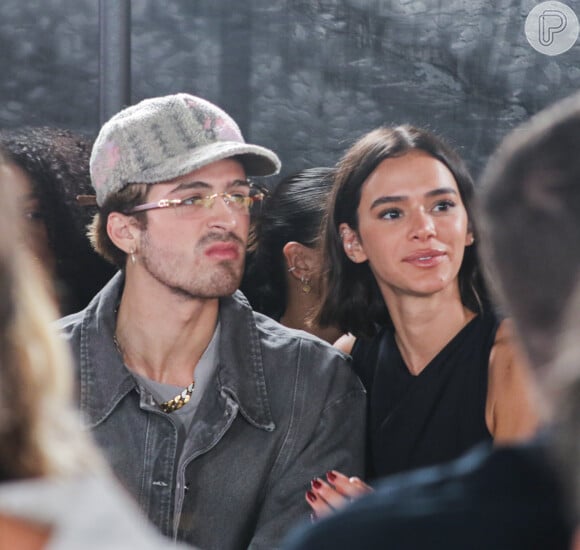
[242,167,334,320]
[316,125,487,338]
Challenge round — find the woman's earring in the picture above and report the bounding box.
[288,266,296,273]
[301,275,312,295]
[347,242,355,259]
[469,235,475,245]
[130,248,137,265]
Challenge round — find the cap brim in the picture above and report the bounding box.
[135,141,281,185]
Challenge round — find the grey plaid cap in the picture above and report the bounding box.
[90,93,281,206]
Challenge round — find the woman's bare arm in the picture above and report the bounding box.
[486,319,543,443]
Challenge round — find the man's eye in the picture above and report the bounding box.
[230,192,249,201]
[181,196,203,206]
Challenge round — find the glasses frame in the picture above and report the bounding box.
[126,181,268,216]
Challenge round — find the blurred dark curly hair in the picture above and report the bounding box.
[0,127,115,314]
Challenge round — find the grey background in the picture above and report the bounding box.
[1,0,579,181]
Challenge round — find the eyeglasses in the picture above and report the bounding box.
[127,182,267,218]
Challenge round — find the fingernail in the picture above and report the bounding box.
[326,470,337,482]
[306,490,317,503]
[311,478,323,490]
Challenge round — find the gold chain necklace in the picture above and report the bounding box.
[113,334,195,413]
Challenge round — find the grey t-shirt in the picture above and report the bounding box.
[132,322,220,436]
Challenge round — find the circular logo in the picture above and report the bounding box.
[525,1,579,55]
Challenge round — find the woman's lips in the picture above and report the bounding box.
[403,249,445,267]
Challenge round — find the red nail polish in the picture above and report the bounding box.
[306,490,317,503]
[311,478,323,490]
[326,470,337,482]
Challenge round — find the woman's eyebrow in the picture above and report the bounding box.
[370,195,406,209]
[370,187,457,209]
[424,187,458,198]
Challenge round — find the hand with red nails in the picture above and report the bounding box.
[306,470,372,519]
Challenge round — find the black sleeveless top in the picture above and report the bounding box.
[352,311,498,480]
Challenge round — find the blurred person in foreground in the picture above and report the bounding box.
[58,93,365,549]
[283,91,580,550]
[0,148,193,549]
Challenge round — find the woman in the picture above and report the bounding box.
[307,125,540,514]
[242,167,341,343]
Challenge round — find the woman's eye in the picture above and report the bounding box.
[380,208,402,220]
[432,199,456,213]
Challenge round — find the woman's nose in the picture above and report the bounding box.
[408,209,436,240]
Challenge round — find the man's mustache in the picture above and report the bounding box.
[198,232,245,247]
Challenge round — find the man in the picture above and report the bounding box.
[283,91,580,549]
[59,93,365,549]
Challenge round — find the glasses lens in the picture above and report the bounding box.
[248,186,266,215]
[172,186,267,218]
[173,196,204,219]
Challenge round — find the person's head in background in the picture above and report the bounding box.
[0,127,116,315]
[476,90,580,538]
[0,147,97,483]
[317,125,487,338]
[241,167,340,343]
[477,90,580,382]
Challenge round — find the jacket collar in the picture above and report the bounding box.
[79,272,275,431]
[217,292,275,431]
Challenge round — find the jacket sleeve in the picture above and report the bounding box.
[248,350,367,550]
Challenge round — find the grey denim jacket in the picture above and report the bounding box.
[58,273,366,550]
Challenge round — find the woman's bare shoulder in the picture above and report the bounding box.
[333,333,356,355]
[487,318,541,441]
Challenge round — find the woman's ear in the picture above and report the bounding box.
[283,241,315,280]
[107,212,140,257]
[338,223,367,263]
[465,230,475,247]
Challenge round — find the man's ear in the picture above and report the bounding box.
[283,241,315,280]
[338,223,367,263]
[107,212,140,255]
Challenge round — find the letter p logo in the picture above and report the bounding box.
[526,1,579,55]
[539,9,567,46]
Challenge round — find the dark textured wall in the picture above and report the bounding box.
[1,0,579,180]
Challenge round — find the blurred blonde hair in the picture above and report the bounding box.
[0,149,100,480]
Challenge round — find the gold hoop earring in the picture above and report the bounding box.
[301,275,312,295]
